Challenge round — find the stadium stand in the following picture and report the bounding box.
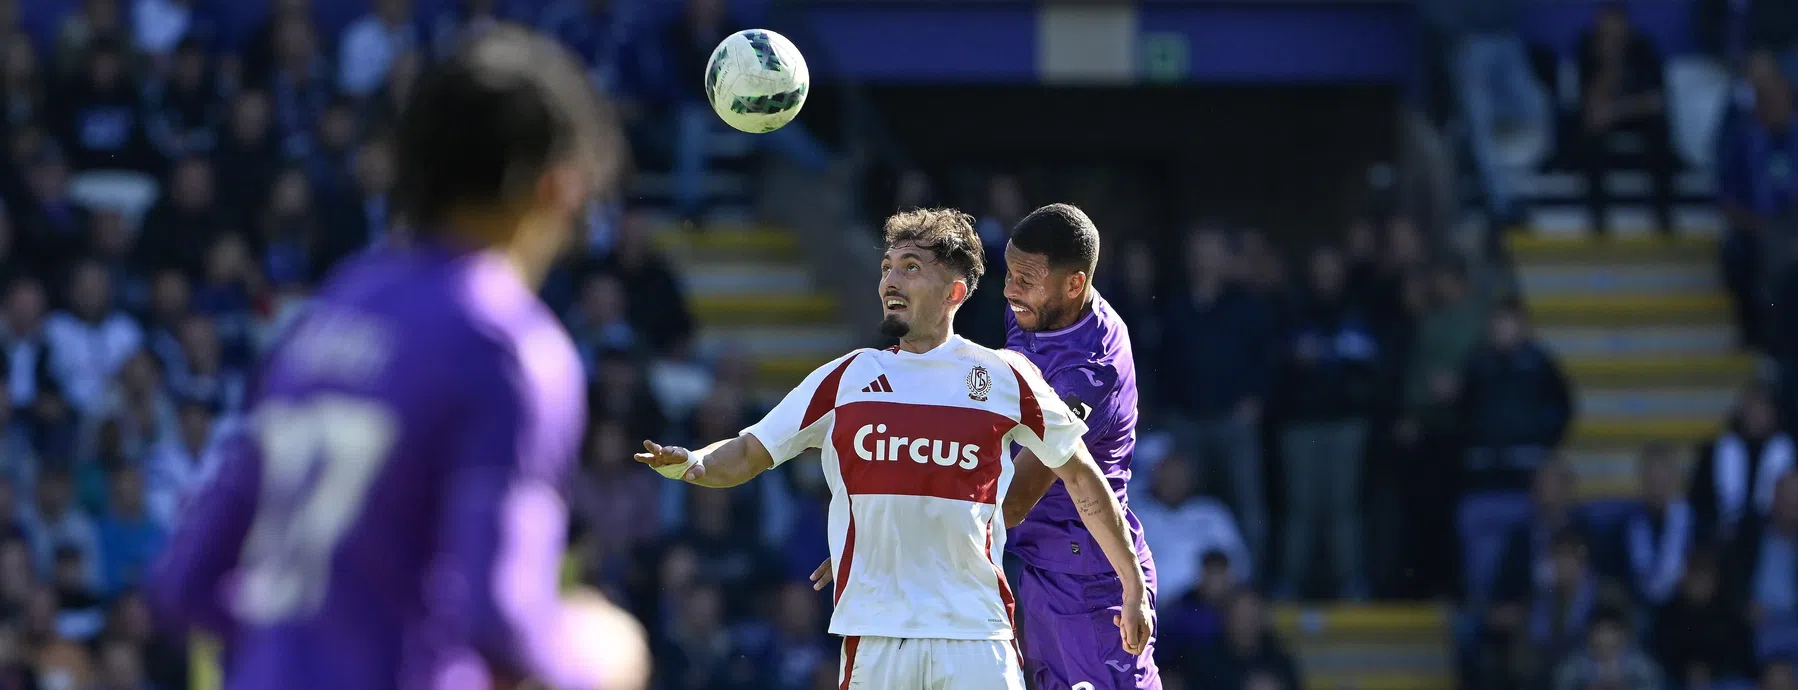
[1,0,1795,689]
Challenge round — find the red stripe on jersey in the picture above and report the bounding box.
[830,401,1013,504]
[804,354,862,429]
[984,520,1019,642]
[876,374,892,392]
[838,635,861,690]
[1006,364,1045,440]
[833,503,856,606]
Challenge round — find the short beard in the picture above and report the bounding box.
[878,315,911,338]
[1025,299,1072,332]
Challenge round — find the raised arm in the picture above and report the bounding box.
[641,352,858,490]
[635,434,775,489]
[434,374,648,690]
[996,350,1152,654]
[1002,447,1056,529]
[1001,359,1110,529]
[1050,442,1152,654]
[145,429,259,640]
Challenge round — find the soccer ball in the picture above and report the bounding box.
[704,29,810,134]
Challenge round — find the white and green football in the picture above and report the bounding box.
[703,29,810,134]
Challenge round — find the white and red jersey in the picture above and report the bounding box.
[744,335,1087,641]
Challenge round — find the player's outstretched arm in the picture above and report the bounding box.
[145,429,260,640]
[635,434,775,489]
[436,364,649,690]
[1002,447,1057,529]
[1051,443,1154,655]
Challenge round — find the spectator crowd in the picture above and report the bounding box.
[0,0,1788,689]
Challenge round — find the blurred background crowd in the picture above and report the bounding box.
[0,0,1789,689]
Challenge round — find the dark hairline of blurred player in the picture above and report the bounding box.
[394,26,625,277]
[147,25,646,690]
[636,208,1151,656]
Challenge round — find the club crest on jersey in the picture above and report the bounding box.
[965,365,992,402]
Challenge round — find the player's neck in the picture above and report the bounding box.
[897,324,953,354]
[443,208,560,289]
[1043,290,1096,332]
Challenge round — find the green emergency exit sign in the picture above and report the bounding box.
[1141,32,1189,82]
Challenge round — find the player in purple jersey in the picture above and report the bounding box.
[812,203,1160,689]
[998,204,1160,690]
[145,27,647,690]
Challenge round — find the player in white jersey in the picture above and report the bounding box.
[636,208,1152,689]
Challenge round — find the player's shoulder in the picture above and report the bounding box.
[952,339,1049,394]
[988,347,1043,379]
[1084,291,1135,355]
[803,347,881,383]
[301,246,578,400]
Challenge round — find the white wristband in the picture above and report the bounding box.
[653,455,699,481]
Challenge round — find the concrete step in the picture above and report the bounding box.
[1517,262,1717,297]
[1272,603,1448,639]
[1292,643,1453,677]
[679,261,813,296]
[1298,673,1456,690]
[1271,606,1456,690]
[1563,352,1755,387]
[1563,442,1710,500]
[1508,233,1717,263]
[1528,292,1731,326]
[632,171,753,199]
[1573,415,1720,445]
[1566,445,1643,500]
[1565,445,1659,500]
[691,294,837,326]
[1525,205,1723,237]
[696,324,858,358]
[1539,325,1736,358]
[1517,170,1716,199]
[1579,386,1735,419]
[653,227,801,262]
[753,353,834,389]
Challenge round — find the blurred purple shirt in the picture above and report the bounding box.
[147,243,612,690]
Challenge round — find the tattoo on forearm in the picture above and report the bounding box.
[1075,494,1105,517]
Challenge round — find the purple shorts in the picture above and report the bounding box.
[1015,563,1161,690]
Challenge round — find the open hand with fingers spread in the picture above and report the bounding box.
[635,440,703,482]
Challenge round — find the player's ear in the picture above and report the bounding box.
[1065,270,1088,299]
[947,279,969,305]
[536,163,590,217]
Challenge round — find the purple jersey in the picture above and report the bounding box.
[147,244,609,690]
[1003,291,1155,581]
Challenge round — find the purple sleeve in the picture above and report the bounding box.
[1048,364,1118,432]
[426,360,608,690]
[145,429,260,641]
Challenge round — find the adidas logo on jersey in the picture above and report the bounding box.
[860,375,893,393]
[851,423,980,469]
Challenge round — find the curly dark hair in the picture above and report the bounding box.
[882,208,986,295]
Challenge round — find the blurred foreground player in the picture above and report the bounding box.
[636,209,1151,689]
[145,27,649,690]
[813,203,1161,688]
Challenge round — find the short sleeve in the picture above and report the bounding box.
[1045,363,1119,426]
[742,351,863,466]
[996,350,1087,469]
